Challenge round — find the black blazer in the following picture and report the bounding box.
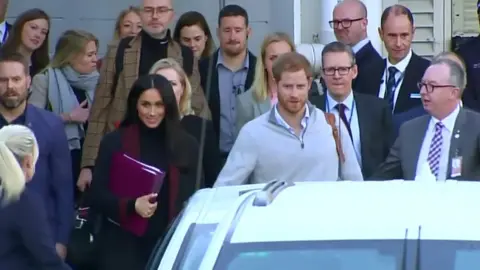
[456,36,480,111]
[355,52,430,114]
[310,92,394,178]
[353,41,383,90]
[181,115,221,187]
[392,105,426,137]
[199,50,257,141]
[0,190,70,270]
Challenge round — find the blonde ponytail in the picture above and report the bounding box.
[0,125,39,205]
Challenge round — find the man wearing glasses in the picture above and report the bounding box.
[372,59,480,181]
[310,41,393,179]
[330,0,382,91]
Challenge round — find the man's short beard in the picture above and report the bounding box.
[0,95,27,110]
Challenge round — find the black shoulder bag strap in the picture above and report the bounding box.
[110,37,134,97]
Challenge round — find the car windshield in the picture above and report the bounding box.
[172,223,217,269]
[213,240,480,270]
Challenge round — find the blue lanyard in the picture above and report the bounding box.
[325,98,355,126]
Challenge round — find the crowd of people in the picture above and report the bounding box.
[0,0,480,269]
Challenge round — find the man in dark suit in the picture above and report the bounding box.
[393,105,426,136]
[372,58,480,181]
[199,5,257,163]
[330,0,383,91]
[0,53,73,259]
[392,51,468,137]
[455,2,480,112]
[310,41,393,178]
[355,4,430,114]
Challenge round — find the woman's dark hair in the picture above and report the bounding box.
[2,8,50,76]
[121,74,190,167]
[173,11,215,59]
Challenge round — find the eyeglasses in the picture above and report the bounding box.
[329,18,364,29]
[417,82,457,93]
[322,66,353,76]
[143,6,173,17]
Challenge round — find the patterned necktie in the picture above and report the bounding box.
[427,122,443,178]
[384,66,399,111]
[335,103,353,141]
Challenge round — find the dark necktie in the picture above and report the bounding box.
[335,103,353,141]
[384,66,399,111]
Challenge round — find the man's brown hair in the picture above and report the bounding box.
[0,52,29,75]
[272,52,313,82]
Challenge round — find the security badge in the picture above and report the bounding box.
[450,130,462,178]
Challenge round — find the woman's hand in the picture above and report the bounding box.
[77,168,92,192]
[69,100,90,123]
[135,193,158,218]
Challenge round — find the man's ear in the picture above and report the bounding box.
[378,27,384,42]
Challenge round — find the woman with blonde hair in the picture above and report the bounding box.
[113,6,142,40]
[96,6,142,70]
[28,29,100,193]
[236,32,295,133]
[149,58,221,187]
[0,125,70,269]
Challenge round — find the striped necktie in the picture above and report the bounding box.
[427,122,443,178]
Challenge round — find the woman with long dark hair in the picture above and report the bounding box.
[89,74,201,270]
[173,11,215,59]
[1,8,50,77]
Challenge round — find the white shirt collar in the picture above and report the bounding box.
[430,104,461,133]
[386,49,412,73]
[326,90,355,112]
[352,38,370,54]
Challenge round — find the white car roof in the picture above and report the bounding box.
[180,184,266,225]
[230,181,480,243]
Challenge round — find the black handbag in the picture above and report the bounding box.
[66,196,100,269]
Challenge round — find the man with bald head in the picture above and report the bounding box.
[330,0,382,90]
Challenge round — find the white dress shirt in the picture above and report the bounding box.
[415,105,461,181]
[378,49,413,109]
[352,38,370,54]
[0,21,7,44]
[326,91,362,166]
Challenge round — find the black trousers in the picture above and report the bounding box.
[95,222,153,270]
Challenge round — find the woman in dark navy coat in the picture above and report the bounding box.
[0,125,70,270]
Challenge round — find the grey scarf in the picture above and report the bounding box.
[47,66,99,150]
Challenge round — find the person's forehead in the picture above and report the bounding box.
[220,16,246,27]
[143,0,171,8]
[423,64,450,82]
[280,70,308,82]
[323,52,351,66]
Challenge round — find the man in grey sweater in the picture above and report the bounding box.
[214,52,363,186]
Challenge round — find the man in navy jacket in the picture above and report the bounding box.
[0,52,73,258]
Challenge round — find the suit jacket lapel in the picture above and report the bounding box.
[353,94,370,164]
[405,115,430,179]
[123,36,141,99]
[446,108,466,179]
[394,54,419,113]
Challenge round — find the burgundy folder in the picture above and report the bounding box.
[109,152,165,236]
